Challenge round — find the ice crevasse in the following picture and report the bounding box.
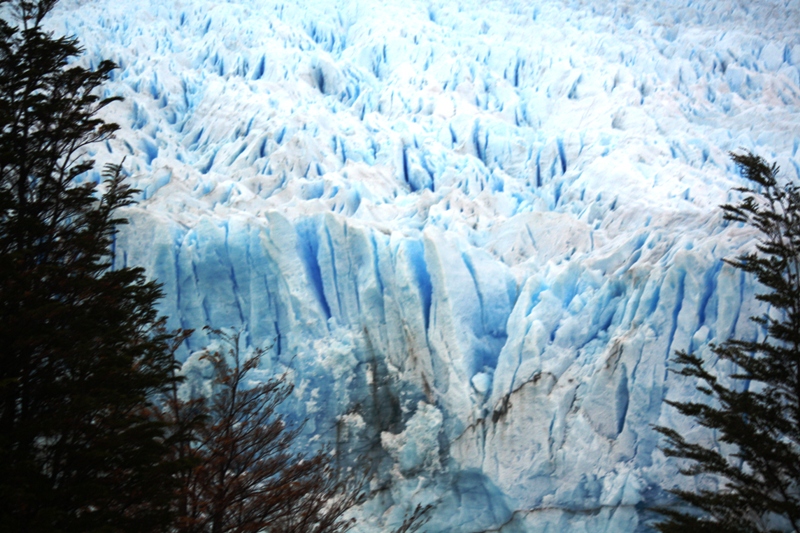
[45,0,800,530]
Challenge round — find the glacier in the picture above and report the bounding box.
[45,0,800,530]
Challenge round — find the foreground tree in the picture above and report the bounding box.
[163,329,363,533]
[0,1,181,530]
[0,2,418,532]
[655,152,800,532]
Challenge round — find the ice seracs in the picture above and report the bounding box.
[48,0,800,529]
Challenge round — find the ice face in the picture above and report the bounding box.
[45,0,800,530]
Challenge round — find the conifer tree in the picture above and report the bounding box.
[0,1,181,530]
[655,152,800,533]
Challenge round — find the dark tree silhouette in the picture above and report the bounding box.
[655,152,800,533]
[390,503,433,533]
[0,1,182,530]
[165,328,364,533]
[0,2,433,532]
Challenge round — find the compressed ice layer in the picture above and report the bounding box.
[45,0,800,530]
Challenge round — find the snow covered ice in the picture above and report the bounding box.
[46,0,800,530]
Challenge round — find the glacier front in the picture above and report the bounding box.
[47,0,800,530]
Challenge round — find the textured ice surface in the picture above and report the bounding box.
[47,0,800,530]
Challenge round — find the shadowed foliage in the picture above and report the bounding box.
[163,328,364,533]
[0,0,183,530]
[655,152,800,533]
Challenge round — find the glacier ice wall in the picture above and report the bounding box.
[47,0,800,530]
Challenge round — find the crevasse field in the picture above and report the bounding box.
[47,0,800,530]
